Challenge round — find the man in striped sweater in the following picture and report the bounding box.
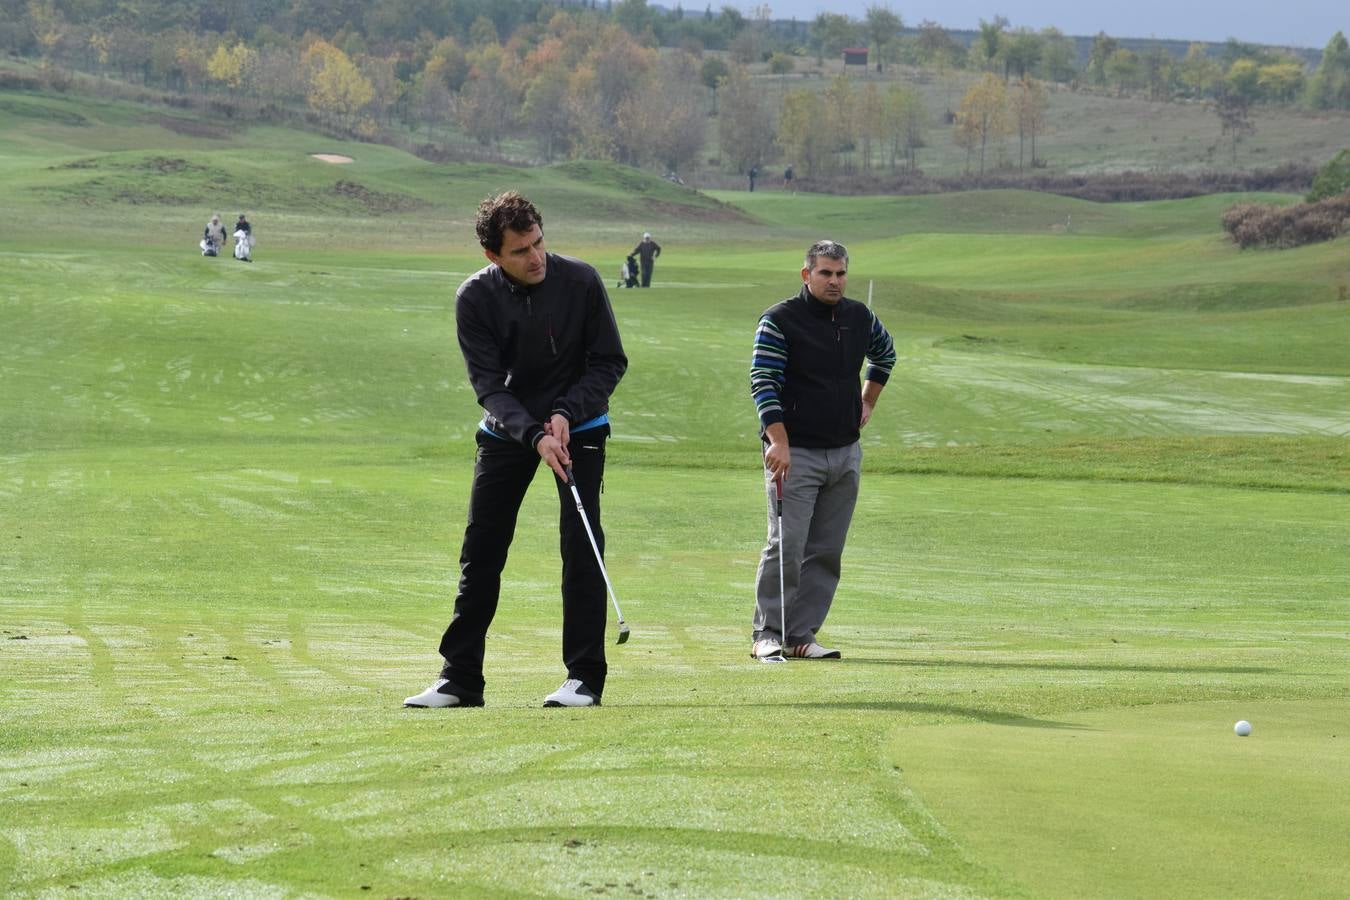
[749,240,897,660]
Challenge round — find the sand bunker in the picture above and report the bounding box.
[310,154,354,164]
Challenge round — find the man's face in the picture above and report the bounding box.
[802,256,847,304]
[487,223,547,286]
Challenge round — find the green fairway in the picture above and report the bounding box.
[2,89,1349,898]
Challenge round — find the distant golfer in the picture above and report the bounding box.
[203,213,227,253]
[748,239,896,660]
[233,213,253,261]
[631,232,661,287]
[405,191,628,709]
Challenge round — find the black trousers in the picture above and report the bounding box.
[438,427,610,698]
[640,261,653,287]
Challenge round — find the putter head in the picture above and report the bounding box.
[758,653,787,664]
[615,623,631,645]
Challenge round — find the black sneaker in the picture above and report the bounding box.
[403,678,485,708]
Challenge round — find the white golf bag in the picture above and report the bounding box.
[233,229,253,261]
[200,238,219,257]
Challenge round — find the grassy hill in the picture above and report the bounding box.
[2,89,1348,899]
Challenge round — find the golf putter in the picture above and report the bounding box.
[563,466,630,645]
[762,471,788,664]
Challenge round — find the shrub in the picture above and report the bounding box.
[1221,193,1350,249]
[792,164,1317,202]
[0,68,41,90]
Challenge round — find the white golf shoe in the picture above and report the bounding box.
[403,678,484,708]
[751,638,784,659]
[543,678,600,707]
[788,642,841,659]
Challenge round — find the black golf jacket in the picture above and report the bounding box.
[456,252,627,449]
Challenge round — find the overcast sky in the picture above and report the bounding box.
[742,1,1343,49]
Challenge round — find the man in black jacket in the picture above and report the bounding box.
[406,192,628,709]
[748,240,896,660]
[631,232,661,287]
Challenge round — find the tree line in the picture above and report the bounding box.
[6,0,1349,180]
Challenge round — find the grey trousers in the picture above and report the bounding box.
[752,442,862,645]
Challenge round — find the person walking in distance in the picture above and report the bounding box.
[232,213,253,261]
[631,232,661,288]
[405,192,628,709]
[203,213,227,254]
[748,240,897,660]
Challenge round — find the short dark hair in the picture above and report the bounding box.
[475,192,543,254]
[805,239,848,272]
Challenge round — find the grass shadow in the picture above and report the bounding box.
[777,700,1088,730]
[840,657,1280,675]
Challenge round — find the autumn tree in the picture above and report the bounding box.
[613,0,658,41]
[701,55,729,113]
[821,74,856,171]
[718,64,776,175]
[303,39,375,130]
[1086,32,1119,87]
[915,21,963,120]
[1180,43,1222,98]
[856,82,885,170]
[615,50,706,173]
[520,36,575,160]
[92,26,146,82]
[27,0,66,65]
[809,12,860,65]
[1002,29,1043,80]
[456,43,519,148]
[359,54,404,128]
[522,66,571,160]
[425,37,470,92]
[1213,85,1255,164]
[916,20,962,68]
[1258,62,1305,103]
[1010,76,1048,169]
[1225,58,1261,102]
[881,83,925,172]
[777,89,830,175]
[1037,27,1076,83]
[250,44,305,106]
[729,4,770,64]
[863,5,902,73]
[1307,31,1350,109]
[171,32,212,92]
[207,42,256,94]
[975,17,1006,74]
[1105,48,1141,94]
[564,25,654,162]
[954,73,1010,175]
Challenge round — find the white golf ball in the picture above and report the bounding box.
[1234,720,1252,737]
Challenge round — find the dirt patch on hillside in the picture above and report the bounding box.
[155,116,230,139]
[311,153,354,164]
[0,97,88,125]
[644,198,755,224]
[327,179,426,213]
